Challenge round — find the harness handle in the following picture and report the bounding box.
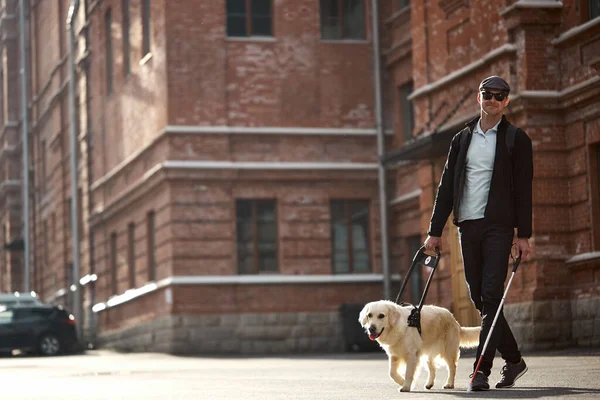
[394,246,441,335]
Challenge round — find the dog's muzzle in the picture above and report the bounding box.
[367,325,384,341]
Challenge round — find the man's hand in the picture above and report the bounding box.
[424,235,442,253]
[514,238,531,261]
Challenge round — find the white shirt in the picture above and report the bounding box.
[458,118,501,222]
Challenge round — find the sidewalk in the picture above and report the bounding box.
[1,345,599,399]
[338,346,600,399]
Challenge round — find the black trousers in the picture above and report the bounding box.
[458,218,521,376]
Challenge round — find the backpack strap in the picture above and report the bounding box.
[506,124,517,157]
[506,124,517,190]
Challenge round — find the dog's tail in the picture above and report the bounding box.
[459,326,481,348]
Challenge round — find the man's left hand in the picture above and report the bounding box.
[515,238,531,261]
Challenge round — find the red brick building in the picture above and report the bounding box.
[2,0,599,353]
[384,0,600,349]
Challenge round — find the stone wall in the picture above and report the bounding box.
[505,297,600,351]
[571,297,600,348]
[97,311,347,355]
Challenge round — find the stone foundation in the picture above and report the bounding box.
[505,297,600,350]
[97,297,600,354]
[97,311,345,354]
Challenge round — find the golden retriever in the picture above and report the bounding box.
[359,300,480,392]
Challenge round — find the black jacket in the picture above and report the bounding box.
[427,115,533,238]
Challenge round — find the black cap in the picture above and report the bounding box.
[479,76,510,94]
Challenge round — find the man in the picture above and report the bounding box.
[424,76,533,391]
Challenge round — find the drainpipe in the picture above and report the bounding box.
[371,0,391,300]
[67,0,82,340]
[18,0,30,293]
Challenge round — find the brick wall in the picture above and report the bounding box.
[385,1,600,350]
[15,0,600,353]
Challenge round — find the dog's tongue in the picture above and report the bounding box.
[369,333,377,341]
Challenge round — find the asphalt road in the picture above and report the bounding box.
[1,347,599,399]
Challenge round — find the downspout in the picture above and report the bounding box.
[83,0,97,347]
[18,0,30,292]
[67,0,82,340]
[371,0,391,300]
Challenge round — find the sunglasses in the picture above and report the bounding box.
[481,91,507,101]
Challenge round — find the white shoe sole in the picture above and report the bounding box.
[497,366,528,389]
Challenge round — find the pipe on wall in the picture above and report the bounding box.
[371,0,391,300]
[18,0,30,293]
[66,0,82,340]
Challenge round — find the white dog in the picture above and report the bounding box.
[359,300,480,392]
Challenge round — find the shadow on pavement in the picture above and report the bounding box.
[434,387,600,398]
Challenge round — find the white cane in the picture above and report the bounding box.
[467,253,522,392]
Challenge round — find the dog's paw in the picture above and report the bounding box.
[425,383,434,390]
[399,386,411,393]
[443,384,454,389]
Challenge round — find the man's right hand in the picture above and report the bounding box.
[424,235,443,253]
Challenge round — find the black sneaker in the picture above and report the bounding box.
[469,371,490,391]
[496,358,528,388]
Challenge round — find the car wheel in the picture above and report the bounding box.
[38,333,61,356]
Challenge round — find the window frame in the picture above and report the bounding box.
[320,0,367,41]
[330,199,372,274]
[226,0,274,38]
[235,199,278,274]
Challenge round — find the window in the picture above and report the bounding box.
[330,200,371,273]
[66,191,83,240]
[43,219,48,267]
[593,1,600,19]
[110,232,118,295]
[406,235,423,305]
[77,187,83,239]
[141,0,151,56]
[122,0,130,75]
[226,0,273,37]
[128,222,135,288]
[399,81,415,142]
[105,9,113,94]
[0,70,3,125]
[13,308,52,322]
[591,144,600,250]
[65,198,72,238]
[236,200,278,274]
[320,0,365,40]
[398,0,410,9]
[40,139,46,194]
[146,211,156,281]
[583,0,600,21]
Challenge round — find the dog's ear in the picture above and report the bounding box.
[358,304,370,327]
[387,303,401,326]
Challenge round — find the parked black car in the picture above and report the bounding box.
[0,305,78,356]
